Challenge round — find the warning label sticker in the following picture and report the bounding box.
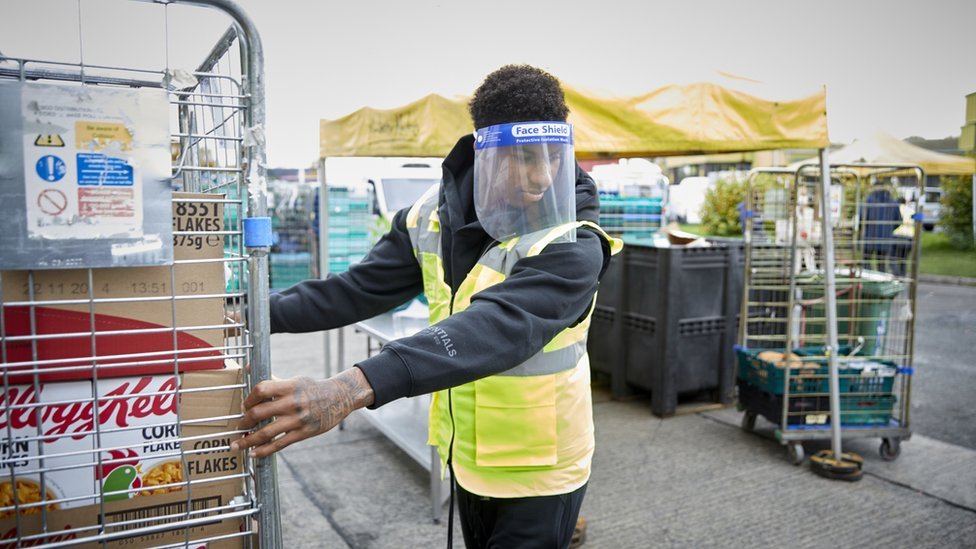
[35,133,65,147]
[21,85,149,240]
[35,154,67,182]
[77,153,135,186]
[78,187,135,217]
[37,189,69,216]
[75,121,132,152]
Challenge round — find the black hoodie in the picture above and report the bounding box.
[269,135,611,407]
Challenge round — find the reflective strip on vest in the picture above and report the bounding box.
[406,183,440,231]
[406,190,451,323]
[406,185,623,498]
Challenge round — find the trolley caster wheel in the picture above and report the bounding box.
[740,411,757,432]
[879,438,901,461]
[787,442,805,465]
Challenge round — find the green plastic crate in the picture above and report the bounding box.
[736,347,896,396]
[737,380,897,427]
[840,394,897,425]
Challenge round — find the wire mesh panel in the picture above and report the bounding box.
[738,172,800,350]
[0,1,279,546]
[736,166,918,461]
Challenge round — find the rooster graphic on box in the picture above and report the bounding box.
[98,449,142,501]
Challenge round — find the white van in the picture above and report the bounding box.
[367,160,441,220]
[668,176,711,224]
[920,187,942,231]
[590,158,669,200]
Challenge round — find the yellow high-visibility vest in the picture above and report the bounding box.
[405,185,623,497]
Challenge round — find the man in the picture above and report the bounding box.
[232,65,620,548]
[861,184,903,275]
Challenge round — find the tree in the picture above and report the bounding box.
[700,177,746,236]
[940,173,974,249]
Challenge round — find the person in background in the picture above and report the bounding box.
[889,196,916,277]
[861,184,903,275]
[232,65,620,548]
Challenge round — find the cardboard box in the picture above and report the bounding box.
[0,380,97,511]
[0,479,245,549]
[1,193,227,383]
[95,366,244,502]
[0,365,245,545]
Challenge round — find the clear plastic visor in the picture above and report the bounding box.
[473,122,576,243]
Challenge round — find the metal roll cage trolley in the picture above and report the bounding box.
[737,152,919,475]
[1,1,282,547]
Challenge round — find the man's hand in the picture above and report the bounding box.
[231,368,375,458]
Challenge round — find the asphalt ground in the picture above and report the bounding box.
[267,312,976,548]
[910,282,976,450]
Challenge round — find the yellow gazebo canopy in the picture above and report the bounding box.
[320,82,829,159]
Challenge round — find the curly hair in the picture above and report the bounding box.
[469,65,569,129]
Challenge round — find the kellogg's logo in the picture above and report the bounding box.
[0,377,179,443]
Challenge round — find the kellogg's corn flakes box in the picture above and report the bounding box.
[0,364,243,545]
[0,380,98,516]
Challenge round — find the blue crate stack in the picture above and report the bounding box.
[270,252,313,290]
[269,182,317,291]
[325,187,372,274]
[599,193,664,238]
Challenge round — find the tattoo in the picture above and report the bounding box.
[292,371,373,435]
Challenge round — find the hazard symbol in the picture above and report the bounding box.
[35,134,65,147]
[37,189,68,216]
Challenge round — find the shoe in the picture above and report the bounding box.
[570,515,587,548]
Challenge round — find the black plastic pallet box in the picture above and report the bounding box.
[588,236,743,416]
[624,239,741,415]
[588,252,624,381]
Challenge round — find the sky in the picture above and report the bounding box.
[2,0,975,168]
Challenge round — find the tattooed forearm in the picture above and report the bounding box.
[293,368,375,435]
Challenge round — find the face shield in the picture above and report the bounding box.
[474,122,576,243]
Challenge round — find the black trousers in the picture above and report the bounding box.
[455,480,587,549]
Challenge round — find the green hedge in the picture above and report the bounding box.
[940,173,975,249]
